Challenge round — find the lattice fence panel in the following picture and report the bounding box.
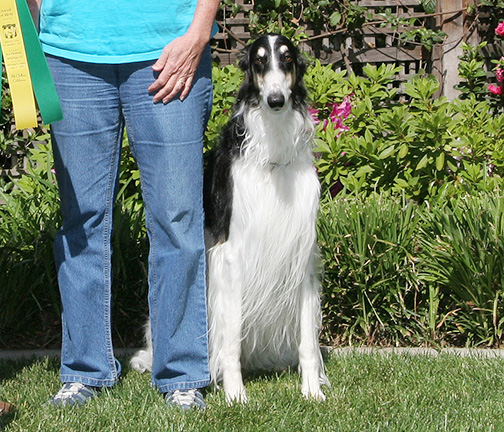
[476,5,504,76]
[213,0,253,65]
[213,0,434,95]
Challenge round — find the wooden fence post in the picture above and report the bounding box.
[434,0,478,100]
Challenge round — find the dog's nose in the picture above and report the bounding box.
[267,93,285,109]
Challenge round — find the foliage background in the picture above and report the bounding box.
[3,1,504,349]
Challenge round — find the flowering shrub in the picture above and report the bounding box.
[309,96,353,135]
[309,96,354,196]
[304,61,504,201]
[490,21,504,97]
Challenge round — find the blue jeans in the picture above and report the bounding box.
[46,47,212,393]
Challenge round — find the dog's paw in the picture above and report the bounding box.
[302,388,326,402]
[301,375,326,401]
[222,369,248,404]
[130,349,152,373]
[225,387,248,405]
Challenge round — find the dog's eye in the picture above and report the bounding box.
[254,56,266,65]
[283,53,293,63]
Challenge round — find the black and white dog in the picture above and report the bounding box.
[131,34,329,403]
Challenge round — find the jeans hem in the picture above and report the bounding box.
[60,375,118,388]
[157,379,211,393]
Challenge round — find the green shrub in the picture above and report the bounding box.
[420,194,504,347]
[0,141,61,346]
[318,191,504,348]
[205,64,242,149]
[318,193,426,346]
[0,138,149,348]
[455,41,489,101]
[308,62,504,201]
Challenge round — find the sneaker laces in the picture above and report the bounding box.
[51,383,96,405]
[53,383,88,400]
[166,389,205,410]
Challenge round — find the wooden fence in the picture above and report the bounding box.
[213,0,502,99]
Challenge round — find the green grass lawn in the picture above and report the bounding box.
[1,352,504,431]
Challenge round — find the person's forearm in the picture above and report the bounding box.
[186,0,220,45]
[27,0,42,30]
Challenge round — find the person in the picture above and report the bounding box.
[28,0,220,410]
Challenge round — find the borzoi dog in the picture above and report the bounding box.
[131,34,329,403]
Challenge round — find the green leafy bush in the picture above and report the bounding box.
[205,64,242,148]
[0,141,61,346]
[0,138,149,348]
[455,41,489,101]
[420,194,504,347]
[308,62,504,201]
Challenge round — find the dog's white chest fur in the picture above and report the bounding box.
[229,159,319,292]
[238,161,318,362]
[209,156,320,371]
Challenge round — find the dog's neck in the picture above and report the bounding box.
[239,104,313,168]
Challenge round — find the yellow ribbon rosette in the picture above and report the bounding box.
[0,0,62,129]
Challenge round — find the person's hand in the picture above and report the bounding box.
[148,34,207,104]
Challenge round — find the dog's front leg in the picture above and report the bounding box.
[221,290,247,404]
[298,269,326,401]
[130,321,153,372]
[208,244,248,404]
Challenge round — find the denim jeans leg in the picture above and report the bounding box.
[119,48,212,392]
[47,55,123,387]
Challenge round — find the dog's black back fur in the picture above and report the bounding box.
[203,117,243,243]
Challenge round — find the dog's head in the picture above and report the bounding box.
[237,34,307,112]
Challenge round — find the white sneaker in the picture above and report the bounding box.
[49,383,98,406]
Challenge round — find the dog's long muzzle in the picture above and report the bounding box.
[263,73,291,111]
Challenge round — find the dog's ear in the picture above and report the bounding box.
[235,42,256,105]
[295,47,307,80]
[238,43,253,73]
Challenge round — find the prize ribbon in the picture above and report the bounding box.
[0,0,62,129]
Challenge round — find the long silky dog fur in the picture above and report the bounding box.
[131,34,329,403]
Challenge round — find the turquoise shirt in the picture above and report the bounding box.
[39,0,217,63]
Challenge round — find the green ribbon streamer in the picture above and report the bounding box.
[14,0,62,125]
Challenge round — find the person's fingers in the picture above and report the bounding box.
[178,75,194,101]
[148,36,203,103]
[156,75,192,104]
[148,48,176,96]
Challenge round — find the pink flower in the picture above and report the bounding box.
[329,96,352,123]
[497,67,504,83]
[322,119,329,132]
[325,96,353,135]
[332,117,350,133]
[496,21,504,37]
[308,106,320,125]
[489,84,504,95]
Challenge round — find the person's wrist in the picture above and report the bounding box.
[185,26,212,49]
